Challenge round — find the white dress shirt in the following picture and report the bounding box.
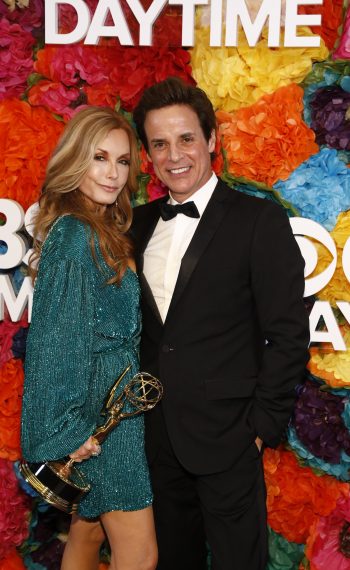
[143,173,218,322]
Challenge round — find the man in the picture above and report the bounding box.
[132,77,309,570]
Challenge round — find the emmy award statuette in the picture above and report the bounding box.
[19,365,163,514]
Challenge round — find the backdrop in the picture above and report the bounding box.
[1,1,350,568]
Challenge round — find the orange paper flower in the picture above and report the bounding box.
[0,358,24,461]
[217,84,319,187]
[264,447,349,543]
[0,99,64,210]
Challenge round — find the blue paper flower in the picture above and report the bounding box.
[287,426,350,481]
[274,148,350,230]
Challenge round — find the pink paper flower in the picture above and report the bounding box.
[306,494,350,569]
[0,19,35,101]
[28,80,85,121]
[0,0,43,33]
[333,6,350,59]
[0,459,30,559]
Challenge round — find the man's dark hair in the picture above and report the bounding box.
[133,77,217,152]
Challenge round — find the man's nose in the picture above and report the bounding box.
[168,143,182,162]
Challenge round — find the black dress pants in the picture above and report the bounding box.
[148,416,268,570]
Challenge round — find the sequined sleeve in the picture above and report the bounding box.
[21,258,96,462]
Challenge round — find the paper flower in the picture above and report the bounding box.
[333,5,350,60]
[0,358,24,461]
[28,80,84,121]
[0,313,28,367]
[292,379,350,464]
[274,148,350,230]
[306,494,350,569]
[263,447,349,543]
[287,425,350,481]
[12,327,29,360]
[308,327,350,388]
[267,527,305,570]
[108,45,194,111]
[0,18,35,101]
[299,0,344,50]
[310,86,350,151]
[315,210,350,306]
[191,25,328,112]
[0,99,64,210]
[303,60,350,128]
[217,83,318,187]
[0,549,26,570]
[0,459,30,559]
[0,0,43,33]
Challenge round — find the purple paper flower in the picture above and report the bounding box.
[0,18,35,101]
[292,379,350,464]
[310,86,350,151]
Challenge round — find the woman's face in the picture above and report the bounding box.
[79,129,130,210]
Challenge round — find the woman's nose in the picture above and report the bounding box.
[107,162,118,178]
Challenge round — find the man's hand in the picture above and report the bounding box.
[255,436,263,453]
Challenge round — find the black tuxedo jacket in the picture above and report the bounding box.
[132,179,309,474]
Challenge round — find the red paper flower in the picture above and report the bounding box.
[0,459,30,559]
[0,358,24,461]
[0,19,35,101]
[0,548,26,570]
[108,45,194,111]
[217,83,319,187]
[299,0,344,50]
[263,447,349,544]
[0,99,64,210]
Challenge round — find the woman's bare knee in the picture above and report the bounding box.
[68,515,105,546]
[101,506,157,570]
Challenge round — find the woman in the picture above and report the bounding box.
[21,107,157,570]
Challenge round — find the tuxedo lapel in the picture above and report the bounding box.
[165,181,232,324]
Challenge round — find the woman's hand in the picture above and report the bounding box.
[69,436,101,462]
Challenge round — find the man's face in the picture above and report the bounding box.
[144,104,215,203]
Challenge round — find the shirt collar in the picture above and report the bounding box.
[168,173,218,217]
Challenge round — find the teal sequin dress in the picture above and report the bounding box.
[21,216,153,518]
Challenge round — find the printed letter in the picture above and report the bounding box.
[284,0,322,47]
[85,0,133,45]
[126,0,167,45]
[225,0,281,47]
[45,0,90,44]
[169,0,208,46]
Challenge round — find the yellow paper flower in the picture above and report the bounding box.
[308,326,350,388]
[316,210,350,306]
[190,25,328,112]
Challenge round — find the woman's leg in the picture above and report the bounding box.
[61,514,106,570]
[100,505,157,570]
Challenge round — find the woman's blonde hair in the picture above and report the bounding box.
[30,106,139,284]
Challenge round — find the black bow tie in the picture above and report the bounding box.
[159,201,200,221]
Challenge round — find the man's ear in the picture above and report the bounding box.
[208,130,216,153]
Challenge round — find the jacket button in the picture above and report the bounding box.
[162,344,174,353]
